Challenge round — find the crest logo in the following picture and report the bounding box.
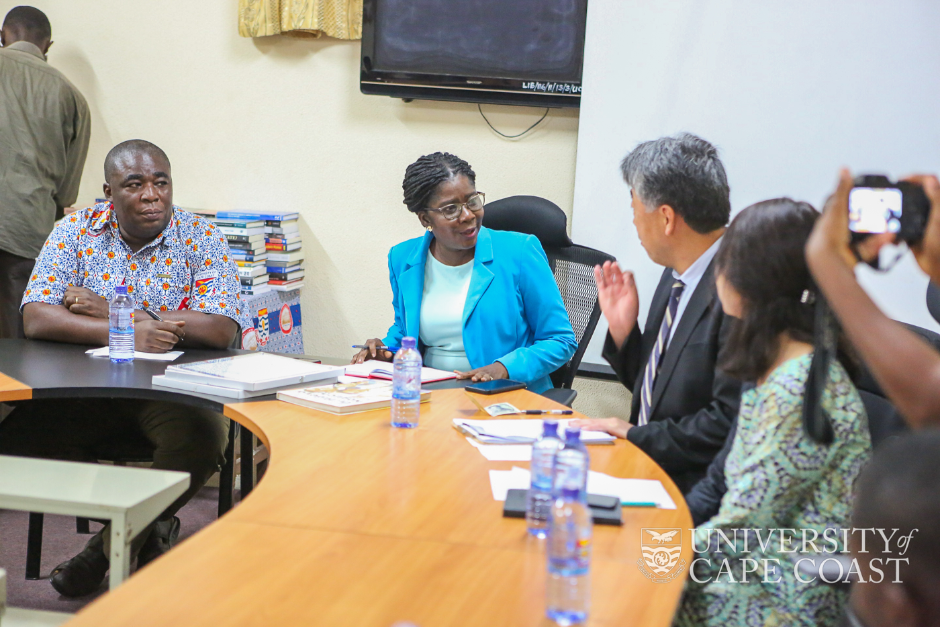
[256,308,269,346]
[637,528,686,583]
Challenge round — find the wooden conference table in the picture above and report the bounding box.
[0,339,692,627]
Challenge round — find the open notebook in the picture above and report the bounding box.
[345,360,457,384]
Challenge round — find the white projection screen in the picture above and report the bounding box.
[572,0,940,365]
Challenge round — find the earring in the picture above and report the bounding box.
[426,226,433,232]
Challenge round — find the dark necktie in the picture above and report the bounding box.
[638,280,685,426]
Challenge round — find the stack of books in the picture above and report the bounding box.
[181,208,305,297]
[152,353,343,399]
[263,212,305,292]
[277,379,431,415]
[214,212,271,296]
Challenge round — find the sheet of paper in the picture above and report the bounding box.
[488,467,531,501]
[587,471,677,509]
[466,437,532,462]
[454,418,616,444]
[86,347,183,362]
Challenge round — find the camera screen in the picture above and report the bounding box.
[849,187,903,234]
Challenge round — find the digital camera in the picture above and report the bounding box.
[849,174,930,245]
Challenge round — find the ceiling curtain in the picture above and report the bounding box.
[238,0,363,40]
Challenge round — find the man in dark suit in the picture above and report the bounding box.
[573,133,741,494]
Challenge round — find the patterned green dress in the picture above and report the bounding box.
[674,354,871,627]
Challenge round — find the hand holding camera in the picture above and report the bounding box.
[808,169,939,276]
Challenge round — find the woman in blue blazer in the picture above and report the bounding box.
[352,152,576,393]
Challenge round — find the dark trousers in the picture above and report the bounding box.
[0,248,35,339]
[0,398,229,519]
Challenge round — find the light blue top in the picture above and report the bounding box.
[419,250,473,372]
[383,227,577,393]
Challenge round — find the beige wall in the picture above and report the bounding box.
[3,0,630,418]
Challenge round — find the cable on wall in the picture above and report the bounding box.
[478,104,550,139]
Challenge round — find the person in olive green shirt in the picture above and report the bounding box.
[0,6,90,338]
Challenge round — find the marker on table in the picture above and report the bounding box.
[521,409,574,415]
[622,502,658,508]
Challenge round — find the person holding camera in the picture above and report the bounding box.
[805,170,940,428]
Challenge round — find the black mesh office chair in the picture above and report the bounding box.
[482,195,616,407]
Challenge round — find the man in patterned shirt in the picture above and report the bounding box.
[0,140,245,597]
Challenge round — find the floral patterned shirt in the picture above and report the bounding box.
[674,354,871,627]
[21,202,247,330]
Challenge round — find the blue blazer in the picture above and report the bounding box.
[382,227,577,393]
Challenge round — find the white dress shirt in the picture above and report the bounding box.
[668,236,723,346]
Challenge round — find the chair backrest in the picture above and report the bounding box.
[854,322,940,397]
[852,321,938,444]
[927,281,939,323]
[858,390,909,447]
[483,196,616,389]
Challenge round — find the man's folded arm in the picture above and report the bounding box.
[23,302,109,345]
[158,311,237,349]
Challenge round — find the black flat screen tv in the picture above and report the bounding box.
[360,0,587,108]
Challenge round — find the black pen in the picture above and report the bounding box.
[522,409,574,415]
[143,307,163,322]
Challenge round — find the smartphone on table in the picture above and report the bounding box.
[464,379,527,395]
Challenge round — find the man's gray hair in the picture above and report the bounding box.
[621,133,731,234]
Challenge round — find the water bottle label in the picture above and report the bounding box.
[532,471,553,491]
[114,309,134,328]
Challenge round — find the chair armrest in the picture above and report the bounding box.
[540,387,577,408]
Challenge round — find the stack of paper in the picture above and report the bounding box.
[454,419,616,445]
[152,352,343,399]
[487,467,676,509]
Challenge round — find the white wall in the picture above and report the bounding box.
[2,0,633,418]
[574,0,940,364]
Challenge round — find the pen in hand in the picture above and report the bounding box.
[352,345,399,352]
[143,307,163,322]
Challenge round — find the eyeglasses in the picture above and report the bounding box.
[425,192,485,221]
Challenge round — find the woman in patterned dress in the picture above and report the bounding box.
[674,199,871,626]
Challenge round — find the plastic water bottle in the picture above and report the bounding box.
[552,427,589,499]
[526,420,564,538]
[391,336,422,428]
[109,285,135,363]
[546,487,592,625]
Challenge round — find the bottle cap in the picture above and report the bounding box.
[542,419,559,437]
[401,337,417,349]
[115,285,128,295]
[564,426,581,442]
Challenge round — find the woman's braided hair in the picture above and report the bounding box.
[402,152,476,213]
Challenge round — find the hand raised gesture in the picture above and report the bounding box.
[594,261,639,349]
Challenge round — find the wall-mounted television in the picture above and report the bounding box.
[360,0,587,109]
